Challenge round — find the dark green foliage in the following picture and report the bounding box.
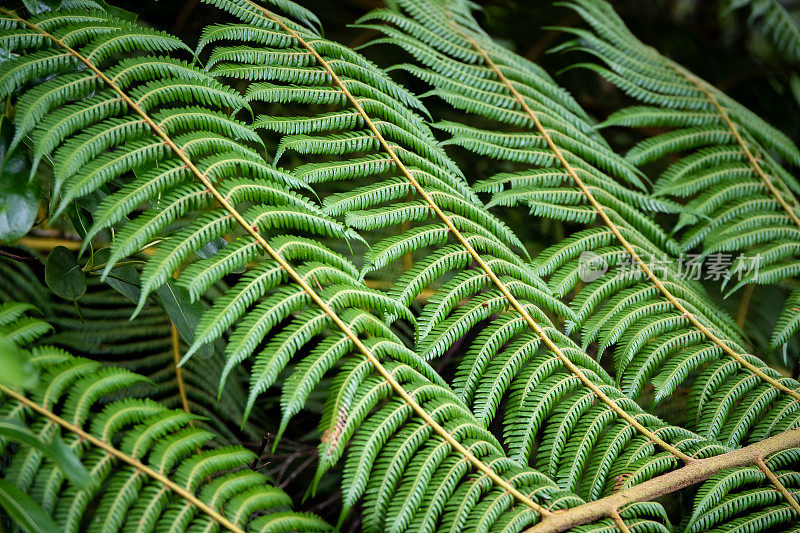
[1,0,800,532]
[0,116,37,243]
[0,304,330,532]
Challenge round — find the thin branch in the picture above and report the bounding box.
[248,434,272,470]
[278,453,317,489]
[609,509,631,533]
[736,283,756,329]
[170,321,193,422]
[526,428,800,532]
[0,249,40,262]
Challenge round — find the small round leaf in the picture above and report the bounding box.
[0,117,37,243]
[45,246,86,301]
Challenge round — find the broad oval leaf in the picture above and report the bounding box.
[44,246,86,301]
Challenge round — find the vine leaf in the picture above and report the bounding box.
[44,246,86,301]
[156,278,213,360]
[0,116,37,243]
[0,421,91,488]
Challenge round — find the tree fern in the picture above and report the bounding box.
[560,0,800,353]
[3,0,800,531]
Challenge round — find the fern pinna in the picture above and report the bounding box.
[559,0,800,355]
[2,0,800,532]
[730,0,800,66]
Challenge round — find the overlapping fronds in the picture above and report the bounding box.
[0,255,261,443]
[0,1,390,431]
[0,303,330,533]
[0,3,611,529]
[185,4,800,532]
[362,0,800,450]
[5,1,800,532]
[199,0,731,483]
[561,0,800,351]
[196,0,548,284]
[0,304,682,533]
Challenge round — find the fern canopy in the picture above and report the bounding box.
[2,0,800,532]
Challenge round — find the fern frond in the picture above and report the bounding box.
[199,0,718,473]
[364,0,800,450]
[196,3,628,520]
[8,2,800,532]
[562,0,800,351]
[206,4,768,496]
[0,306,329,533]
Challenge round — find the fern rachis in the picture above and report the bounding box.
[2,387,247,533]
[526,426,800,532]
